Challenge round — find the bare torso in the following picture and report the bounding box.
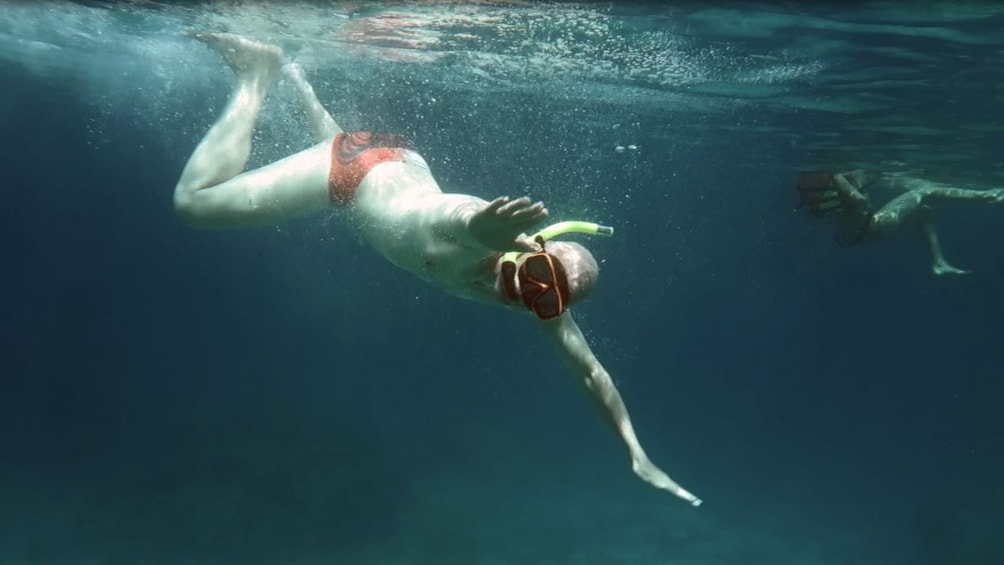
[349,161,503,304]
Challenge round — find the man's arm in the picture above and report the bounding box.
[439,195,548,252]
[539,311,702,506]
[832,170,871,208]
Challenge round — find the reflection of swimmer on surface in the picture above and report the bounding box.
[797,169,1004,275]
[173,33,702,506]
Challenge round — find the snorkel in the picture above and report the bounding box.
[500,221,614,319]
[500,220,614,265]
[534,220,614,241]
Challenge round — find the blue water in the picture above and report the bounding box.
[2,2,1003,564]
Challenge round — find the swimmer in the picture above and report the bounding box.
[173,33,702,506]
[797,169,1004,275]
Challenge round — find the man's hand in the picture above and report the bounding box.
[469,196,548,252]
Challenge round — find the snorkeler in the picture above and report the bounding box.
[796,169,1004,275]
[173,33,702,506]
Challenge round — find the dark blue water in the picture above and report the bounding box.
[2,2,1003,564]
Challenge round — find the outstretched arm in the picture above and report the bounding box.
[438,195,548,252]
[539,311,702,506]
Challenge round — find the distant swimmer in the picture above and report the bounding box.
[173,33,702,506]
[796,169,1004,275]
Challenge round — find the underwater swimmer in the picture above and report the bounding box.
[173,33,702,506]
[797,169,1004,275]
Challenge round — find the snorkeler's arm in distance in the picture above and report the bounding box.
[833,171,871,208]
[539,311,703,506]
[456,195,548,252]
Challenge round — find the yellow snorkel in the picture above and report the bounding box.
[535,220,614,241]
[500,220,614,265]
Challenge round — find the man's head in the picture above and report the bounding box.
[497,240,600,319]
[496,220,610,319]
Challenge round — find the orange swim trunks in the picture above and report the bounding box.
[328,131,426,205]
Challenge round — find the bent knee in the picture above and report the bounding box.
[173,189,204,228]
[173,188,229,230]
[173,182,280,230]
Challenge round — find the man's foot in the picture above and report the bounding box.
[190,32,283,84]
[932,261,970,276]
[632,456,702,506]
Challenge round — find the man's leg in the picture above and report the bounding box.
[175,34,282,207]
[891,174,1004,204]
[871,193,971,275]
[868,191,925,237]
[919,206,969,275]
[917,185,1004,204]
[909,185,1004,274]
[173,34,334,229]
[284,62,342,143]
[884,184,1004,275]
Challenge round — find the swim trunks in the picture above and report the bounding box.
[328,131,427,205]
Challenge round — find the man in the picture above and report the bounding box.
[174,33,702,506]
[797,169,1004,275]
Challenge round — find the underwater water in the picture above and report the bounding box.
[2,1,1003,563]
